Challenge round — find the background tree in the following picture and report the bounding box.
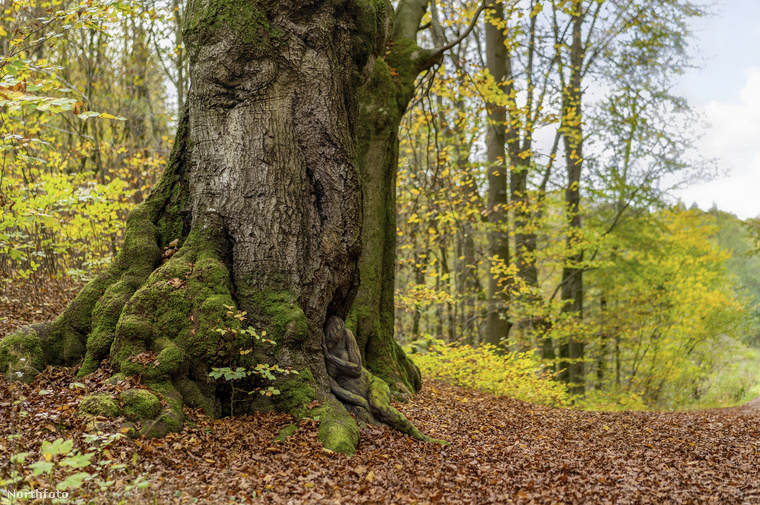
[349,0,484,393]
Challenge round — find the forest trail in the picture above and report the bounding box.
[1,281,759,504]
[731,393,760,413]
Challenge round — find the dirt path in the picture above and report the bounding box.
[734,393,760,412]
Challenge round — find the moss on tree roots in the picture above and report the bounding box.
[0,205,362,452]
[0,0,425,456]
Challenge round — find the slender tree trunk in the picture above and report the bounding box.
[484,1,511,347]
[437,75,479,344]
[411,247,427,337]
[557,7,585,395]
[440,244,456,342]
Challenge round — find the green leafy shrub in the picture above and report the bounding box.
[412,338,570,406]
[208,307,298,416]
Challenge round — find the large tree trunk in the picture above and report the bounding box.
[348,0,440,395]
[1,0,395,455]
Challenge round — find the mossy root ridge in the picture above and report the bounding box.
[0,112,198,437]
[0,1,421,449]
[0,107,191,383]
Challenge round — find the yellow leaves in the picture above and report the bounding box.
[0,168,147,277]
[530,1,544,18]
[75,110,126,121]
[413,338,571,407]
[395,285,453,313]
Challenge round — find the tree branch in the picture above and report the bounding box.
[429,1,490,60]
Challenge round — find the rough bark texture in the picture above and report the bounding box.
[1,0,396,455]
[483,2,511,348]
[347,0,439,395]
[557,8,585,395]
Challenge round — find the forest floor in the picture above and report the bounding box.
[1,278,759,504]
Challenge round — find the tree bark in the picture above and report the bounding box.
[0,0,395,455]
[557,5,585,395]
[347,0,441,395]
[483,1,511,348]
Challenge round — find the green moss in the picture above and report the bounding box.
[274,424,297,442]
[183,295,239,366]
[130,340,188,382]
[110,315,152,375]
[120,389,161,421]
[174,377,216,417]
[144,104,190,247]
[364,337,420,395]
[62,327,86,366]
[45,273,113,369]
[385,38,431,106]
[242,289,308,349]
[0,328,44,383]
[350,0,390,70]
[87,281,135,361]
[78,394,120,418]
[185,0,282,50]
[69,203,162,378]
[316,401,360,455]
[275,368,316,416]
[117,205,161,272]
[141,381,185,438]
[155,341,186,373]
[78,355,100,377]
[106,373,128,385]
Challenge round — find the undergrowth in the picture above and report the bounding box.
[409,337,571,407]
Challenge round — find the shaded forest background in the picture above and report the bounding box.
[2,0,760,414]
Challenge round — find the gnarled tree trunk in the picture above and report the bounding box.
[1,0,397,455]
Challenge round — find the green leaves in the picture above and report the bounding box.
[28,460,55,475]
[209,363,293,384]
[57,471,92,491]
[207,311,301,415]
[42,437,74,458]
[59,452,94,469]
[209,367,248,381]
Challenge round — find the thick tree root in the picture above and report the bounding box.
[0,0,427,452]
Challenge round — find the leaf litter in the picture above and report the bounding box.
[1,279,758,504]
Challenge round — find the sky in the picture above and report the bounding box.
[671,0,760,219]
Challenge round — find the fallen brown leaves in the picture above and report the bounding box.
[1,368,758,504]
[1,287,759,504]
[0,273,83,338]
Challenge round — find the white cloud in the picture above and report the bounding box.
[701,68,760,160]
[674,68,760,219]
